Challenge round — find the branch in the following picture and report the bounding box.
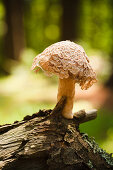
[74,109,97,123]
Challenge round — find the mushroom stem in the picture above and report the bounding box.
[57,78,75,119]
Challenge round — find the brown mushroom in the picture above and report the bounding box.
[31,40,97,119]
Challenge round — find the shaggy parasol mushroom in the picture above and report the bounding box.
[32,40,97,119]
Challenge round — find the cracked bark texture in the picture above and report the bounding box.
[0,99,113,170]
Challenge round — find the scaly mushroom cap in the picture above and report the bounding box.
[32,40,97,89]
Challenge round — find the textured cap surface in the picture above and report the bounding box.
[32,40,97,89]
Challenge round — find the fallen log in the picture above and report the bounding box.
[0,97,113,170]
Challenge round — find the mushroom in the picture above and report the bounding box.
[31,40,97,119]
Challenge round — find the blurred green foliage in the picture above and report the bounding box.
[81,0,113,55]
[23,0,113,56]
[24,0,61,53]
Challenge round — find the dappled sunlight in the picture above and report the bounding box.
[73,100,94,113]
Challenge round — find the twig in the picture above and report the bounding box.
[74,109,97,123]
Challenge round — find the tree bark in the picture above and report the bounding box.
[0,97,113,170]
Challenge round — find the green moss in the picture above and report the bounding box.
[87,160,93,169]
[82,133,113,166]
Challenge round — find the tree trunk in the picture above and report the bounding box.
[0,98,113,170]
[61,0,80,41]
[3,0,25,61]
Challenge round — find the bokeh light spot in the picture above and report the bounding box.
[45,24,60,40]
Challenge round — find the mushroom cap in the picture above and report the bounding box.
[32,40,97,89]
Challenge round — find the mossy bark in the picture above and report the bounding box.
[0,98,113,170]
